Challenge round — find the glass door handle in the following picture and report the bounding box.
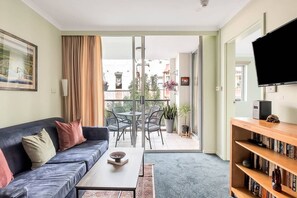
[140,96,145,105]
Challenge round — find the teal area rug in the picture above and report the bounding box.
[144,152,231,198]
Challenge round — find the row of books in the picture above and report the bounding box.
[245,176,276,198]
[252,133,297,159]
[252,153,297,192]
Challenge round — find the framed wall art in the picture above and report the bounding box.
[181,77,190,86]
[0,29,38,91]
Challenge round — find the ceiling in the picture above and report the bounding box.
[22,0,251,31]
[21,0,251,59]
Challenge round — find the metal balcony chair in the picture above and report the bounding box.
[137,109,164,149]
[112,106,131,124]
[137,105,160,125]
[105,110,131,147]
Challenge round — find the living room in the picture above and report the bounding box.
[1,0,297,197]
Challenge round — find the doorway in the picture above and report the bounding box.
[225,21,264,159]
[102,35,202,152]
[102,36,146,149]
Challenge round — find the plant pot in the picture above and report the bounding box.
[165,119,174,133]
[104,84,109,91]
[182,125,189,134]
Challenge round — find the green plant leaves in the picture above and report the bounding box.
[163,103,177,119]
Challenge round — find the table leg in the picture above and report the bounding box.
[139,152,144,177]
[76,188,79,198]
[133,189,136,198]
[117,191,122,198]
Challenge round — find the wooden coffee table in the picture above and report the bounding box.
[76,147,144,198]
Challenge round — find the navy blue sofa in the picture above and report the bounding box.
[0,117,109,198]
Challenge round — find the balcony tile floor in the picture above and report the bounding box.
[109,130,200,150]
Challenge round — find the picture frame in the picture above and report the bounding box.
[181,77,190,86]
[0,29,38,91]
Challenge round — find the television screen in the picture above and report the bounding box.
[252,17,297,87]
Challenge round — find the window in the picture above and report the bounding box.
[235,64,246,101]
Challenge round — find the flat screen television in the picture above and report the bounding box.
[252,17,297,87]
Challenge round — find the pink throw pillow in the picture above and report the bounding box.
[55,119,86,151]
[0,149,14,188]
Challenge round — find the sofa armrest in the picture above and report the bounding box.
[82,126,109,141]
[0,187,28,198]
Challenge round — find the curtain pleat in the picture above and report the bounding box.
[62,35,104,126]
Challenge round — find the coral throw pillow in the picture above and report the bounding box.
[0,149,13,188]
[55,119,86,151]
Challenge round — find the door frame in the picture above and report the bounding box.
[102,34,203,152]
[224,16,266,160]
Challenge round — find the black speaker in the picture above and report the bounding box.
[253,100,271,120]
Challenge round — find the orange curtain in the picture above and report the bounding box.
[62,36,104,126]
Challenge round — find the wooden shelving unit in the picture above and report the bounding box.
[230,117,297,198]
[231,187,261,198]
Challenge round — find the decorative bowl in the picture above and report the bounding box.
[110,151,126,162]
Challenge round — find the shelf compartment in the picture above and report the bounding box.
[236,140,297,176]
[236,164,297,198]
[231,118,297,147]
[231,187,258,198]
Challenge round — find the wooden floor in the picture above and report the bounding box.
[109,130,200,151]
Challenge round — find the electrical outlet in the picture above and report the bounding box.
[266,86,277,93]
[51,88,56,93]
[215,86,222,91]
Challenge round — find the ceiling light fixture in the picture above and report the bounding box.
[200,0,209,7]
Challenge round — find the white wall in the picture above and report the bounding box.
[169,58,176,105]
[202,36,217,153]
[176,53,191,134]
[218,0,297,160]
[0,0,62,127]
[234,57,261,117]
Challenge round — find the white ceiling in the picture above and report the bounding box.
[21,0,251,59]
[22,0,251,31]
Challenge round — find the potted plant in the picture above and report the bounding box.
[163,103,177,133]
[178,104,191,135]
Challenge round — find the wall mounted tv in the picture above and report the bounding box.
[252,17,297,87]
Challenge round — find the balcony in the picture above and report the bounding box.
[104,98,200,151]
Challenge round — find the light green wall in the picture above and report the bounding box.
[218,0,297,160]
[202,35,217,153]
[0,0,62,127]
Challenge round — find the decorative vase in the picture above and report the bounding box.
[104,84,109,91]
[182,125,189,134]
[165,119,174,133]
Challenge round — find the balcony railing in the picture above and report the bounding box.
[104,99,170,113]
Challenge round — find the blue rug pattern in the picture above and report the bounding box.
[144,153,231,198]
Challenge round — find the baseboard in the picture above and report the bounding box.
[216,151,229,161]
[202,149,216,154]
[216,151,224,160]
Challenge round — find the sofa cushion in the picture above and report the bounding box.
[22,129,56,169]
[4,162,86,198]
[0,149,14,188]
[0,187,28,198]
[0,117,63,175]
[47,140,108,170]
[55,119,86,151]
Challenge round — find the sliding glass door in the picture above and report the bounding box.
[102,36,146,148]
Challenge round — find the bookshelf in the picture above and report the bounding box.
[230,117,297,198]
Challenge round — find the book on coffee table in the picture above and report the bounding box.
[107,158,129,166]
